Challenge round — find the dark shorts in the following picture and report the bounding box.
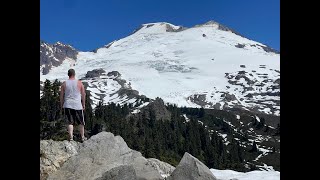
[64,108,85,125]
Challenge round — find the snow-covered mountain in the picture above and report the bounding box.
[40,41,78,75]
[40,21,280,116]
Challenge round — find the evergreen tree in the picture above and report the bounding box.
[250,141,258,152]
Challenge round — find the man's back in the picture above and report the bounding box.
[63,79,83,110]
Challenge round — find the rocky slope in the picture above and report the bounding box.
[40,41,78,75]
[40,132,217,180]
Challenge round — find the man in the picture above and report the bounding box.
[60,69,87,142]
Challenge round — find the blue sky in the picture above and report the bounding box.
[40,0,279,52]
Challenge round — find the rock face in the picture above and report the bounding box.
[40,140,81,180]
[40,41,78,75]
[141,97,172,121]
[167,152,217,180]
[42,132,166,180]
[85,68,106,78]
[40,132,219,180]
[147,158,175,178]
[95,165,137,180]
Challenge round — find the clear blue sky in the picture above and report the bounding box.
[40,0,279,52]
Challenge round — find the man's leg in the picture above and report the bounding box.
[77,109,86,141]
[79,125,85,139]
[68,125,74,140]
[65,108,74,141]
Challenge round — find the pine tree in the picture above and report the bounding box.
[250,141,258,152]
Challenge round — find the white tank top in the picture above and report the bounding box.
[63,79,83,110]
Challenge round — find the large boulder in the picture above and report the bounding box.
[95,165,137,180]
[40,140,81,180]
[132,156,163,180]
[44,132,164,180]
[167,152,217,180]
[147,158,175,178]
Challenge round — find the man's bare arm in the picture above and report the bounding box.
[60,82,65,110]
[79,81,86,109]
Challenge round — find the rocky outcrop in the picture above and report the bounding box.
[147,158,175,178]
[165,24,187,32]
[107,71,121,78]
[95,165,137,180]
[167,152,217,180]
[235,43,245,48]
[40,140,81,180]
[141,97,172,121]
[85,68,106,78]
[41,132,167,180]
[40,41,78,75]
[256,44,280,54]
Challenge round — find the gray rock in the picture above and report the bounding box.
[240,65,246,68]
[235,43,245,48]
[196,20,243,37]
[213,103,222,110]
[146,24,155,28]
[85,69,106,78]
[256,44,280,54]
[141,97,172,121]
[132,156,163,180]
[188,94,213,108]
[107,71,121,77]
[222,93,237,102]
[95,165,137,180]
[165,24,187,32]
[40,140,81,180]
[147,158,175,178]
[46,132,164,180]
[167,152,217,180]
[40,41,78,75]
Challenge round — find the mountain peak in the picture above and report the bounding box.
[194,20,243,36]
[132,22,186,34]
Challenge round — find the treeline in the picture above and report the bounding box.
[40,79,263,171]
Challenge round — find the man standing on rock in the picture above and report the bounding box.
[60,69,87,142]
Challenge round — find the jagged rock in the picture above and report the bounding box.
[40,41,78,75]
[132,156,163,180]
[85,69,106,78]
[213,103,222,110]
[146,24,155,28]
[147,158,175,178]
[222,93,237,102]
[95,165,137,180]
[167,152,217,180]
[45,132,164,180]
[235,43,245,48]
[40,140,81,180]
[165,24,187,32]
[107,71,121,78]
[141,97,171,121]
[256,44,279,54]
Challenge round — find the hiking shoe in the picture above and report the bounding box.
[81,137,87,143]
[68,136,74,141]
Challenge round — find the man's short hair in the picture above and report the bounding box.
[68,69,75,77]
